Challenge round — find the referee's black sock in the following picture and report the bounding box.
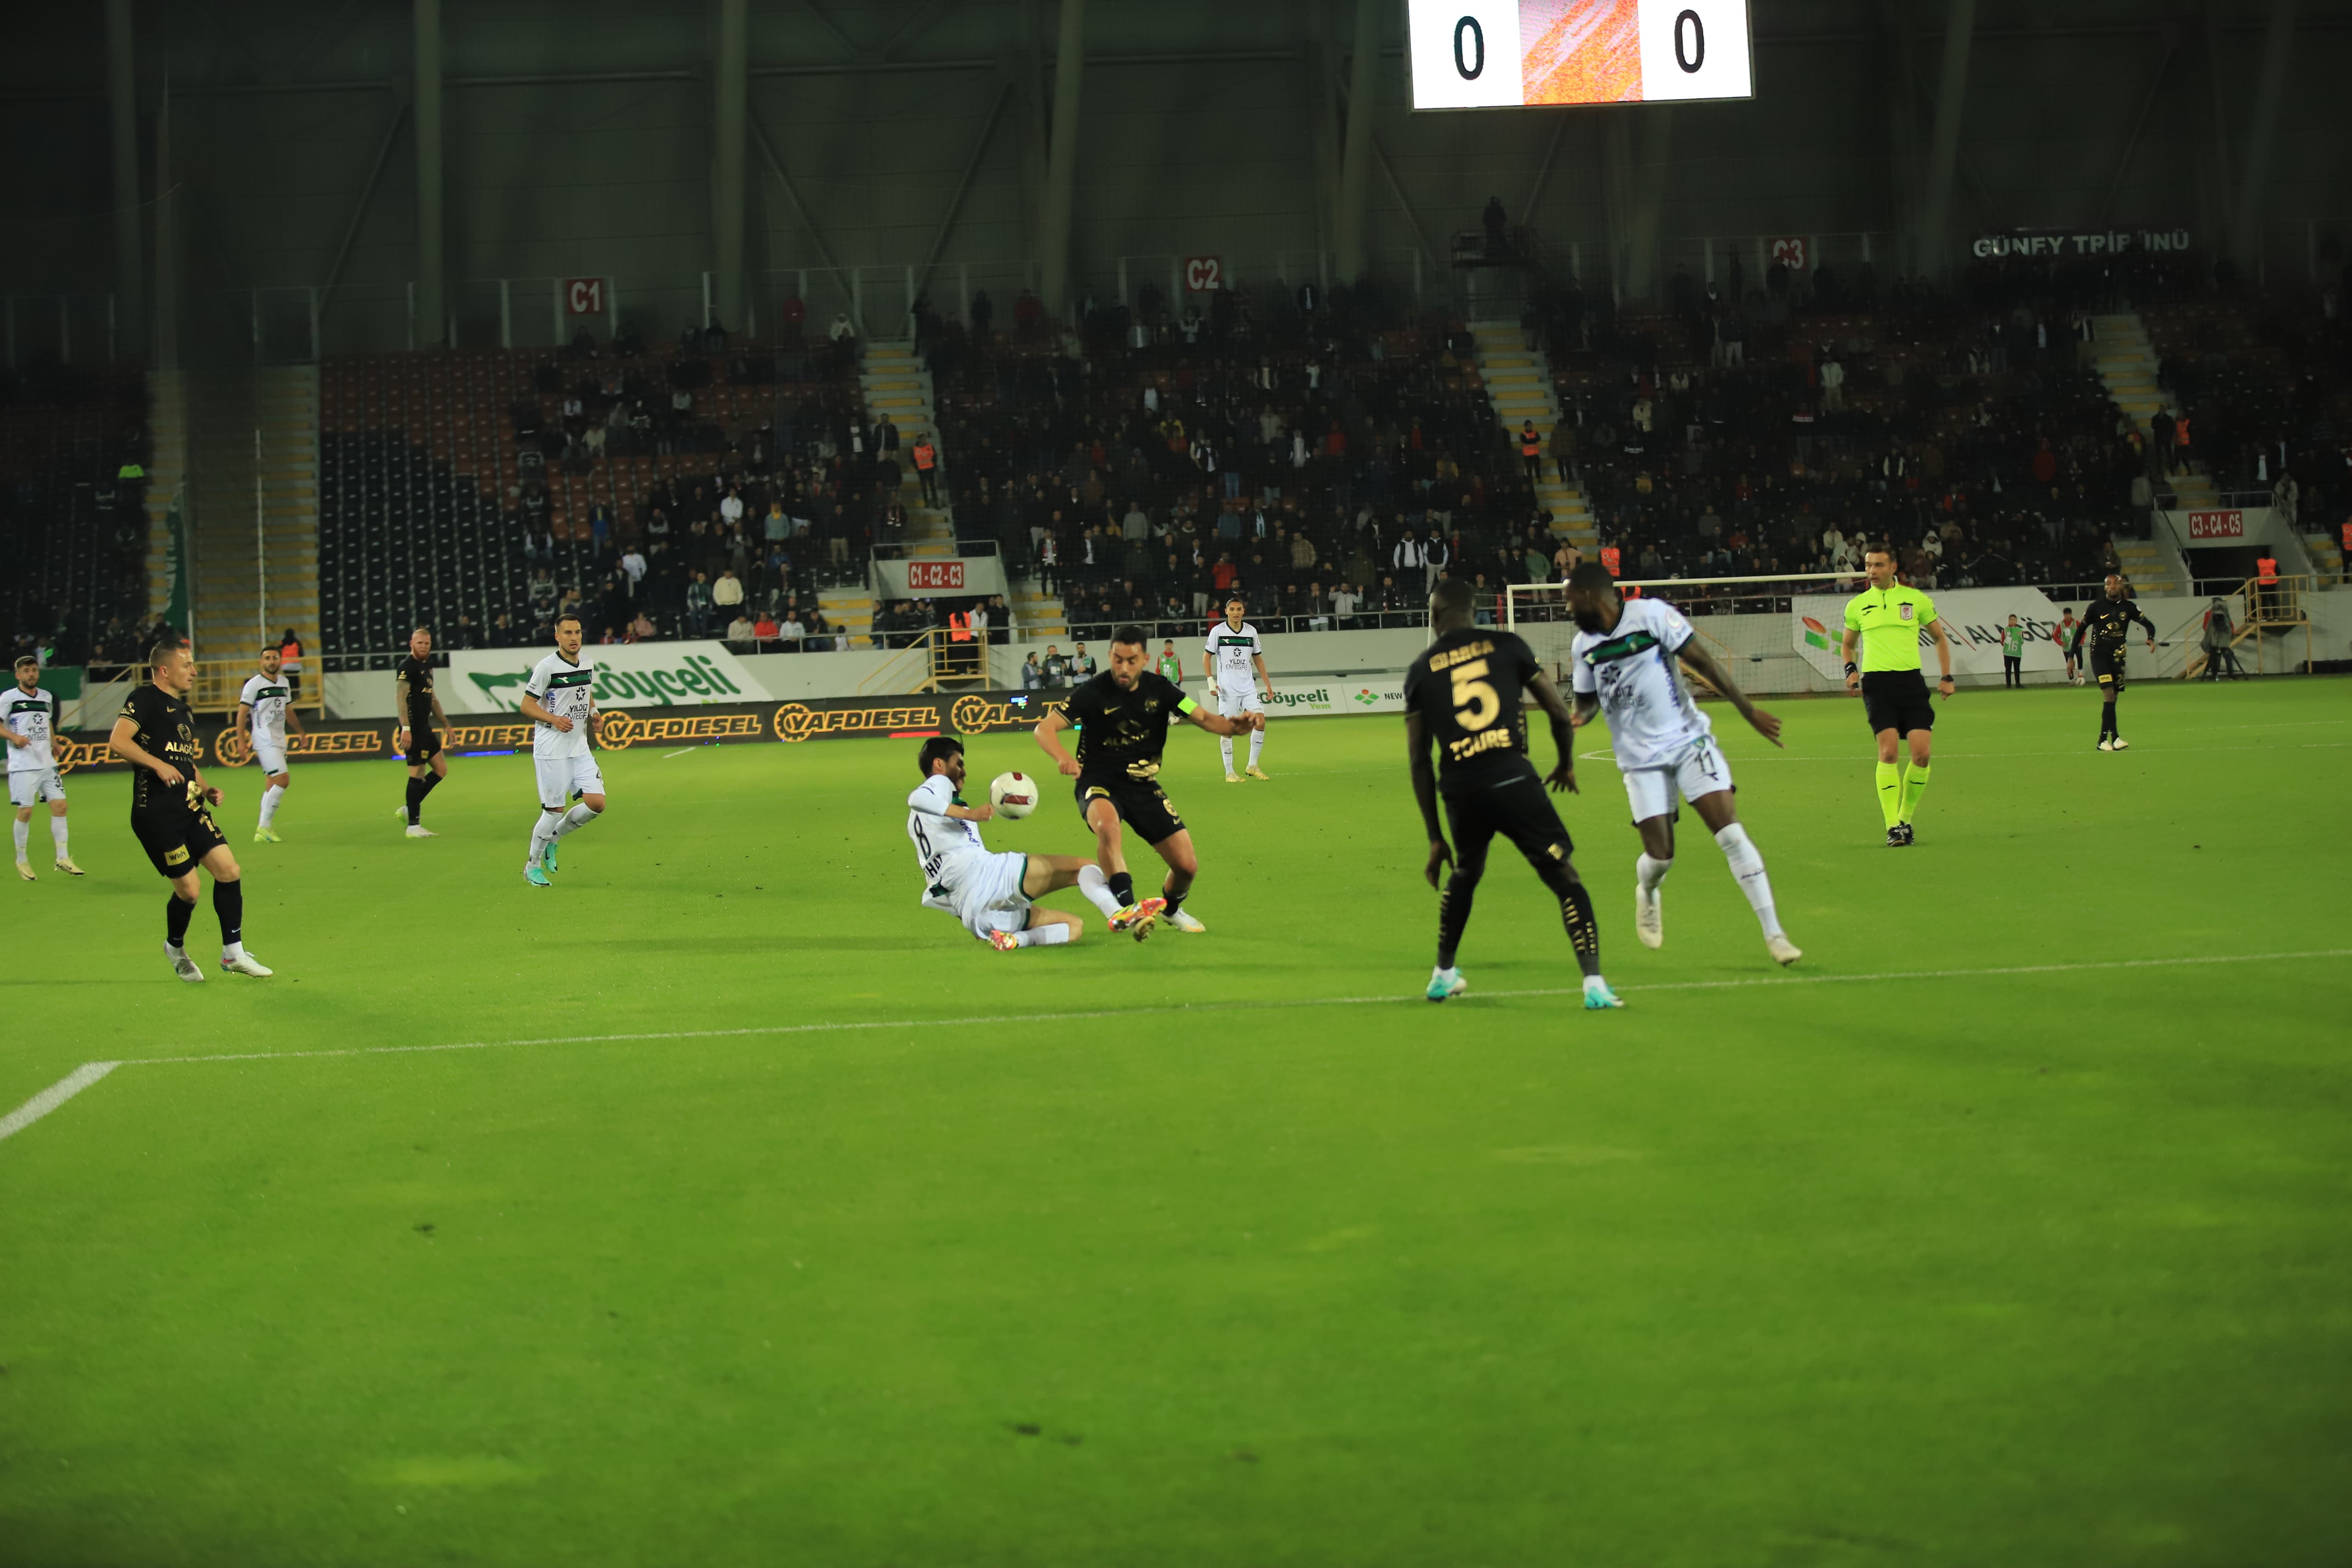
[404,776,425,825]
[164,892,195,949]
[1107,870,1134,908]
[214,878,243,951]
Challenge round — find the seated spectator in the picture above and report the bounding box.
[627,610,657,643]
[777,609,806,648]
[726,612,756,647]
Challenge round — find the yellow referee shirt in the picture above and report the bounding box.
[1843,583,1939,672]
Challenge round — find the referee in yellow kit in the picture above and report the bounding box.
[1841,545,1955,847]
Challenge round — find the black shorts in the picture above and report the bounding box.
[1074,772,1185,846]
[1442,765,1574,877]
[405,725,444,766]
[1860,669,1935,736]
[132,808,228,879]
[2089,649,2126,688]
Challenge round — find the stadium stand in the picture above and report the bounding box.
[0,364,154,665]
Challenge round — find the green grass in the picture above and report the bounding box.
[3,679,2349,1566]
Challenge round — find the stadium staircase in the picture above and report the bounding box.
[187,365,321,696]
[2088,314,2191,597]
[2301,531,2343,586]
[819,585,875,647]
[1466,321,1597,550]
[859,340,956,560]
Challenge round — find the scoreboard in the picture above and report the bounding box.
[1407,0,1753,109]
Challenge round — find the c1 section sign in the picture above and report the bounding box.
[1791,587,2075,683]
[445,643,773,713]
[1408,0,1753,109]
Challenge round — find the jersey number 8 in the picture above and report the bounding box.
[1450,658,1500,732]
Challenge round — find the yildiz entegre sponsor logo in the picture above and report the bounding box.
[467,652,747,709]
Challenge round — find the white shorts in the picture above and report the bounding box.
[1216,687,1263,718]
[8,769,64,808]
[534,751,606,809]
[950,849,1034,940]
[252,738,288,776]
[1619,734,1735,824]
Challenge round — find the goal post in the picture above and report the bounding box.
[1506,572,1857,697]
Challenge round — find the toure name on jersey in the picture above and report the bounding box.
[1448,725,1522,763]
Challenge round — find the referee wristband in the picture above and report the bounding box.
[1843,662,1858,677]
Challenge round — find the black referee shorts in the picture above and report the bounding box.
[132,807,229,879]
[1074,772,1186,846]
[1860,669,1935,736]
[1442,765,1574,880]
[2090,649,2126,691]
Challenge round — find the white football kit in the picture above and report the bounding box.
[906,773,1031,940]
[238,673,293,775]
[1205,621,1266,716]
[525,651,605,807]
[1570,596,1733,822]
[4,686,64,808]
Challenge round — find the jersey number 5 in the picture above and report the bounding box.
[1450,659,1501,732]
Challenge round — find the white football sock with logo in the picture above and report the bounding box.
[49,815,67,856]
[1714,822,1783,938]
[1248,727,1265,768]
[551,802,599,838]
[259,785,285,829]
[1015,924,1073,948]
[1219,735,1235,773]
[1637,853,1671,892]
[1076,864,1124,919]
[528,810,560,863]
[11,819,27,861]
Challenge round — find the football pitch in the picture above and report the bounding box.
[4,679,2348,1565]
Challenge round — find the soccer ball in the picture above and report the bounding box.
[989,770,1039,819]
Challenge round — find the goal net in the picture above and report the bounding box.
[1506,573,1857,697]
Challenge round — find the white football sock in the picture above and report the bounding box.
[1636,852,1672,892]
[1219,735,1235,773]
[1076,863,1124,918]
[1247,728,1264,767]
[1015,924,1073,947]
[222,940,244,963]
[528,810,560,862]
[1713,822,1783,938]
[552,802,600,838]
[11,819,27,861]
[259,785,284,829]
[49,815,67,855]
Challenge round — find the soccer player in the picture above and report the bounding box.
[394,626,454,838]
[2078,575,2159,751]
[1405,577,1621,1008]
[1203,595,1273,781]
[520,613,605,887]
[1562,565,1800,966]
[1034,623,1264,938]
[234,644,306,841]
[107,640,271,979]
[5,656,80,879]
[1840,546,1955,847]
[906,736,1127,950]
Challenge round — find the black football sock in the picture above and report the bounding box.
[1436,872,1479,970]
[1541,864,1602,978]
[165,892,196,948]
[1160,878,1187,916]
[2101,700,2116,739]
[418,771,444,803]
[215,878,243,949]
[404,776,425,825]
[1107,870,1134,907]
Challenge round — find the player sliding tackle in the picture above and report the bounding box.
[1034,624,1264,939]
[1404,578,1620,1008]
[1563,564,1801,967]
[907,738,1131,951]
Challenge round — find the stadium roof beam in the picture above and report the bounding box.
[882,0,961,63]
[413,0,446,347]
[1333,0,1382,283]
[1036,0,1086,321]
[316,99,411,331]
[2098,26,2183,224]
[916,76,1015,299]
[748,111,856,334]
[713,0,751,333]
[105,0,144,355]
[2231,0,2300,270]
[1915,0,1978,284]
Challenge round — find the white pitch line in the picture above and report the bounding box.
[662,747,697,758]
[0,1061,121,1143]
[129,946,2352,1069]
